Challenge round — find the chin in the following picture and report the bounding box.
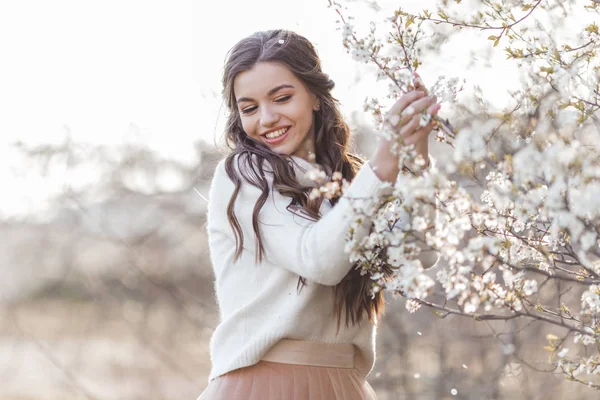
[274,149,294,156]
[269,143,298,157]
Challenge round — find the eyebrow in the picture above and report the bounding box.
[236,84,295,104]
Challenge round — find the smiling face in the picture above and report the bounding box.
[233,62,319,160]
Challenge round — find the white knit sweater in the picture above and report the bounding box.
[205,154,433,382]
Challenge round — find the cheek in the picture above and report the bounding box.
[298,110,314,130]
[240,118,255,137]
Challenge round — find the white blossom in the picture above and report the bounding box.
[581,285,600,314]
[523,280,538,296]
[406,299,421,313]
[557,348,569,358]
[306,168,326,183]
[329,0,600,387]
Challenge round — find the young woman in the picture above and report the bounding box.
[198,29,441,400]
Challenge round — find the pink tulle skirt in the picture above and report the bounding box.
[197,340,377,400]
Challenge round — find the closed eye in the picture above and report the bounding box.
[275,95,292,102]
[240,95,292,115]
[241,106,257,115]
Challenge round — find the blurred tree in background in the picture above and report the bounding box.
[2,0,599,399]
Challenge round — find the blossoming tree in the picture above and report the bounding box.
[317,0,600,388]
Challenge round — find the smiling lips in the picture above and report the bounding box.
[262,126,291,144]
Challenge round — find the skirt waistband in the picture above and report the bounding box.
[260,339,356,368]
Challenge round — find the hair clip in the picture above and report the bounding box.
[277,39,284,44]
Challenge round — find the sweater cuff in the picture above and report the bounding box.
[342,162,394,217]
[403,155,437,175]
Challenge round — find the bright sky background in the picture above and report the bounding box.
[0,0,372,153]
[4,0,583,218]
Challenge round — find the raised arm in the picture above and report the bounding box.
[370,88,441,270]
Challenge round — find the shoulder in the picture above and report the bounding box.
[213,153,314,188]
[213,153,278,179]
[209,153,278,203]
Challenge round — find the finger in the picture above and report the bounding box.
[413,72,428,94]
[426,102,441,116]
[399,115,422,138]
[414,79,427,94]
[386,90,426,122]
[404,120,437,146]
[402,106,440,141]
[401,95,438,119]
[404,127,431,147]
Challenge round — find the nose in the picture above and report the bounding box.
[260,105,280,128]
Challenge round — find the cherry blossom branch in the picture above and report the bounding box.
[411,0,544,41]
[327,0,600,388]
[329,1,458,139]
[415,298,594,337]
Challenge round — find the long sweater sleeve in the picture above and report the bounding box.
[208,156,391,286]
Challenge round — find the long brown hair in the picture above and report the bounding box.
[221,29,386,328]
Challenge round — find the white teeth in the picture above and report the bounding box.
[265,128,288,139]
